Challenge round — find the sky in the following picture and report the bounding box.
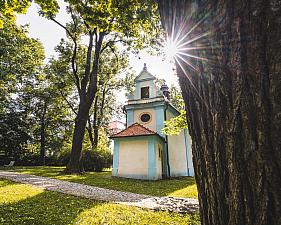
[16,3,178,87]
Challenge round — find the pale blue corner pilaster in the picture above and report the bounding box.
[135,82,140,99]
[150,80,155,98]
[162,142,169,177]
[127,110,134,127]
[156,106,165,137]
[112,140,120,176]
[184,129,194,176]
[148,137,157,180]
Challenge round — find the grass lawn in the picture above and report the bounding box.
[0,179,200,225]
[1,166,198,198]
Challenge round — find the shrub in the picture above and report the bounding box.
[83,149,112,172]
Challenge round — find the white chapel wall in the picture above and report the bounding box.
[166,110,188,176]
[118,140,148,179]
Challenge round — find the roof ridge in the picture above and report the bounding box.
[110,122,138,137]
[134,67,156,81]
[110,122,164,139]
[135,122,157,134]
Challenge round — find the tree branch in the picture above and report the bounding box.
[50,17,75,42]
[100,39,128,53]
[59,90,78,115]
[87,32,106,101]
[50,16,81,95]
[81,29,95,97]
[97,84,107,127]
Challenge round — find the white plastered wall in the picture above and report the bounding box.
[133,108,156,132]
[118,140,148,179]
[166,110,188,176]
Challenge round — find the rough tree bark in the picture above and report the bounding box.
[87,83,107,149]
[157,0,281,224]
[93,84,107,148]
[40,101,47,166]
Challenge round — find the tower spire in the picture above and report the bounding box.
[143,63,147,71]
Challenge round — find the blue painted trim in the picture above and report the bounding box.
[127,109,134,127]
[135,82,140,99]
[184,129,194,176]
[117,174,149,180]
[149,80,155,98]
[162,142,169,177]
[112,140,120,176]
[155,106,165,137]
[127,94,134,100]
[183,129,189,176]
[148,136,157,180]
[126,101,166,110]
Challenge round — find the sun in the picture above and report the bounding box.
[164,39,180,61]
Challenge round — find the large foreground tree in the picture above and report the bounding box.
[157,0,281,225]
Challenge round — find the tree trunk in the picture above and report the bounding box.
[93,127,99,148]
[65,31,105,174]
[92,95,99,149]
[65,101,91,174]
[40,101,47,165]
[86,118,95,148]
[157,0,281,225]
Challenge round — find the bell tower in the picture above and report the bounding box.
[125,64,166,132]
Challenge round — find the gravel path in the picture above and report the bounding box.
[0,171,199,214]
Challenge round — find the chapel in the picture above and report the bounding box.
[110,64,194,180]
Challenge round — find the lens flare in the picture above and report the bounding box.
[164,39,180,60]
[161,13,211,109]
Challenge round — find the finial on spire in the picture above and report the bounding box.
[143,63,147,71]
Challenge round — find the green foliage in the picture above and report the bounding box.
[0,0,31,28]
[0,179,200,225]
[0,19,44,111]
[4,166,198,198]
[162,110,188,135]
[90,46,132,128]
[83,150,112,172]
[0,112,31,162]
[161,85,189,135]
[170,85,185,110]
[62,0,160,45]
[0,19,73,165]
[0,0,59,28]
[83,129,113,171]
[0,20,45,164]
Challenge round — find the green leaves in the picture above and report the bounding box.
[62,0,160,48]
[0,0,59,28]
[0,19,44,113]
[0,0,31,28]
[162,110,188,135]
[35,0,59,17]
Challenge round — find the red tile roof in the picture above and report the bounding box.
[110,123,162,139]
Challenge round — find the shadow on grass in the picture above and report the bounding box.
[0,179,201,225]
[0,180,100,225]
[1,166,198,198]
